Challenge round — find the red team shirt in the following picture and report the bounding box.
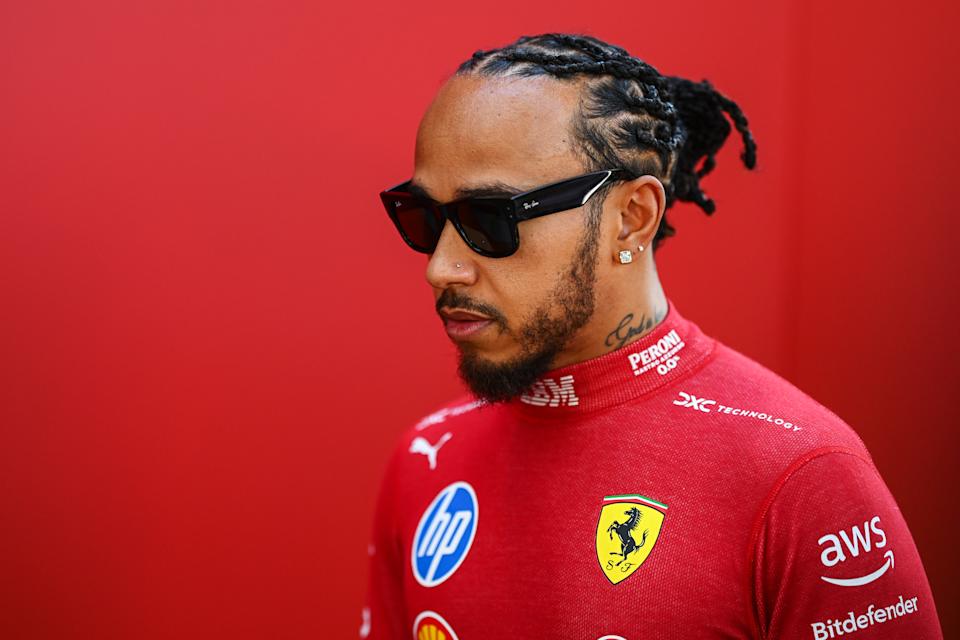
[362,298,942,639]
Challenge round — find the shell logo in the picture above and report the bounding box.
[417,623,446,640]
[413,611,459,640]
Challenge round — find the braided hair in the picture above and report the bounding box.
[456,33,758,252]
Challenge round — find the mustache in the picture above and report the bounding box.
[436,289,508,329]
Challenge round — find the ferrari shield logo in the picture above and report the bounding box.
[595,494,667,585]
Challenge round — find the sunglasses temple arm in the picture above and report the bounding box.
[580,170,614,205]
[515,170,615,221]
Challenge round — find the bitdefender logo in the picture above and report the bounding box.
[818,516,894,587]
[810,594,920,639]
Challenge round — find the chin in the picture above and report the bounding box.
[456,341,522,365]
[455,343,560,405]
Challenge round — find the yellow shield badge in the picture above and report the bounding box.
[595,494,667,585]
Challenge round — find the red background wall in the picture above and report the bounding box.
[1,1,956,637]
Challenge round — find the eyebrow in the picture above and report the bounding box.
[408,179,525,202]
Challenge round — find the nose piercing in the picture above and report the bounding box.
[455,262,463,269]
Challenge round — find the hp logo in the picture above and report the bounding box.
[411,481,478,587]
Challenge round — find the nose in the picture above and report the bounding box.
[425,219,478,290]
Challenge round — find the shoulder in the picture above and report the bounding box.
[688,345,943,636]
[655,335,880,512]
[392,393,491,451]
[379,393,492,475]
[408,394,489,434]
[372,393,487,502]
[750,441,943,638]
[691,338,873,458]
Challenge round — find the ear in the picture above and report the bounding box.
[615,175,666,250]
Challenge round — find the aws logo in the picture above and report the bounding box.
[818,515,894,587]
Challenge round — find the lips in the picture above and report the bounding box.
[439,308,494,339]
[442,310,490,322]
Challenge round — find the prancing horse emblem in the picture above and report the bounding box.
[595,494,667,585]
[606,507,648,565]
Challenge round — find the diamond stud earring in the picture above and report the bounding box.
[638,244,644,252]
[618,250,633,264]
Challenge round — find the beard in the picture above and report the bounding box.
[438,204,602,404]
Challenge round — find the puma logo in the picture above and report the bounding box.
[359,606,370,638]
[409,432,453,470]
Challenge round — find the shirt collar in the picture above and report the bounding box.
[502,297,716,418]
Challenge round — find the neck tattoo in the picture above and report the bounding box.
[604,304,667,351]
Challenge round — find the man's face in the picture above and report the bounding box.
[412,74,613,403]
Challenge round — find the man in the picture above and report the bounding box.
[362,33,942,639]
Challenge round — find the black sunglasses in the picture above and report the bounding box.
[379,168,629,258]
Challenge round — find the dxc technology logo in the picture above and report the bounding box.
[412,481,478,587]
[673,391,715,413]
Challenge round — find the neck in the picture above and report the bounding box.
[504,294,716,416]
[550,266,669,370]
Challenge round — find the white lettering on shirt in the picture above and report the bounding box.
[521,375,580,407]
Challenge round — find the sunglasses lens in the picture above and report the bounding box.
[455,201,515,256]
[390,198,444,252]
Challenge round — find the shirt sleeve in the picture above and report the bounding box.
[752,447,943,640]
[360,442,408,639]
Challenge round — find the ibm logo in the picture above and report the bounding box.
[520,375,579,407]
[411,481,478,587]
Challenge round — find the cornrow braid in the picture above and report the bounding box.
[456,33,758,251]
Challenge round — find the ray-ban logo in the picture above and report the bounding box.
[522,200,539,210]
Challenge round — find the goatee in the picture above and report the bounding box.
[446,207,602,404]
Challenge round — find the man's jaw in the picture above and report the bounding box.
[454,340,561,404]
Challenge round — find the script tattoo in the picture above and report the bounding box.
[604,305,666,350]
